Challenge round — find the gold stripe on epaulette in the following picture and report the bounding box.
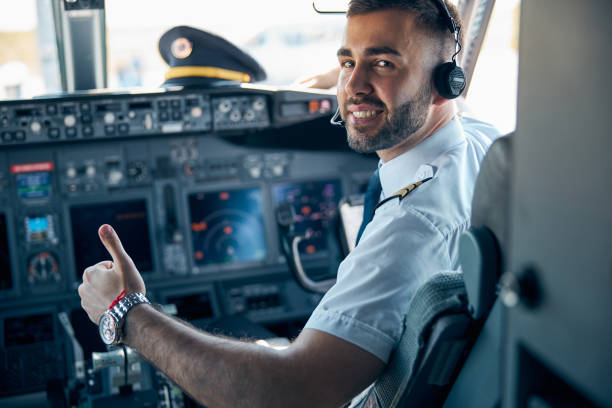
[165,66,251,83]
[375,177,432,210]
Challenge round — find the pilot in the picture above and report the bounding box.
[158,25,267,87]
[79,1,499,407]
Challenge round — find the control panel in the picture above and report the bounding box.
[0,85,335,146]
[0,85,376,402]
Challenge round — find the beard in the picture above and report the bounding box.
[344,81,432,154]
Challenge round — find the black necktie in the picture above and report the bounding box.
[355,169,382,245]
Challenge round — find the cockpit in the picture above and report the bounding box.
[0,1,610,407]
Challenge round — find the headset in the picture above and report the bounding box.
[432,0,466,100]
[331,0,466,126]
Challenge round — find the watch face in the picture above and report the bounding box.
[99,313,117,345]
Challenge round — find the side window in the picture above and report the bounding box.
[464,0,521,134]
[0,0,61,100]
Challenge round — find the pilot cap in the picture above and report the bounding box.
[158,25,267,87]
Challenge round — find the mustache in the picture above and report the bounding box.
[345,97,386,110]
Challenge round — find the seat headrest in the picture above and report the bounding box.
[460,135,512,319]
[470,135,513,264]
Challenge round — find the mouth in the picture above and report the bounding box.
[348,106,385,126]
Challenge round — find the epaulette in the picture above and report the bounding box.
[375,177,432,210]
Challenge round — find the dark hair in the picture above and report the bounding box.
[347,0,464,63]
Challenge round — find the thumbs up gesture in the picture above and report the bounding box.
[78,224,147,325]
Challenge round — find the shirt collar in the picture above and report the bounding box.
[378,117,465,197]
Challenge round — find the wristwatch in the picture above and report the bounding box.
[99,292,149,346]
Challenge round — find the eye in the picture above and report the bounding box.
[340,59,355,69]
[375,60,393,68]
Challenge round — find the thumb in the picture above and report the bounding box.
[98,224,130,265]
[98,224,145,294]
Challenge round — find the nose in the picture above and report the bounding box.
[343,64,373,99]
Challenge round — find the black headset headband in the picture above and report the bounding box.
[432,0,458,35]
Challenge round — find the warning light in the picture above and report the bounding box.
[220,192,230,200]
[320,99,332,113]
[306,245,316,254]
[194,250,204,260]
[223,226,233,235]
[309,100,320,114]
[191,222,207,232]
[301,206,312,215]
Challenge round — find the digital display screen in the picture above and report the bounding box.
[273,179,342,256]
[16,171,52,199]
[4,313,54,347]
[188,188,266,266]
[70,200,153,279]
[0,214,12,291]
[25,215,57,244]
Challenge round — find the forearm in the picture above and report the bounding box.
[123,304,307,408]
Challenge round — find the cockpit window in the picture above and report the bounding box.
[105,0,346,88]
[0,0,61,100]
[464,0,520,134]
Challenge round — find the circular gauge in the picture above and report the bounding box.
[28,252,60,284]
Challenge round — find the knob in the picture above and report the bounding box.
[249,166,262,178]
[66,167,77,178]
[500,267,541,309]
[64,114,76,127]
[219,99,232,113]
[104,112,115,124]
[191,107,202,118]
[144,113,153,130]
[107,169,123,185]
[86,165,96,177]
[244,110,255,121]
[30,121,42,133]
[229,110,241,122]
[252,97,265,111]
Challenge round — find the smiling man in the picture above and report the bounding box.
[79,2,498,407]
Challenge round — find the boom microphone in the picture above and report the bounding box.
[330,107,345,126]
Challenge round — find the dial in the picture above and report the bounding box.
[28,252,60,284]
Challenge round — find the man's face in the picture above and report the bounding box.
[337,10,435,154]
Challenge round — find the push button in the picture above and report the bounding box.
[66,127,77,138]
[118,123,129,134]
[82,126,94,137]
[48,128,60,139]
[1,132,12,142]
[14,131,25,141]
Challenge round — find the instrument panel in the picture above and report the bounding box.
[0,85,376,401]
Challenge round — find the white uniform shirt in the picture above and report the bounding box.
[304,116,499,363]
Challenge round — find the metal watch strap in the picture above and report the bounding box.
[106,292,149,341]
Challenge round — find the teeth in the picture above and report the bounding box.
[352,110,378,118]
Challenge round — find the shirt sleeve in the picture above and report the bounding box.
[303,198,452,363]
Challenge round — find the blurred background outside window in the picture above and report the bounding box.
[0,0,519,134]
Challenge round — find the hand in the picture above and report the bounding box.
[78,224,147,324]
[294,66,340,89]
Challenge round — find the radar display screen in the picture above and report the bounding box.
[70,200,153,279]
[273,179,342,256]
[188,188,266,266]
[0,214,12,291]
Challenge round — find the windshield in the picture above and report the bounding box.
[105,1,346,88]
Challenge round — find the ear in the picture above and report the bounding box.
[432,90,451,106]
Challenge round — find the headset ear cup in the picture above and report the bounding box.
[434,62,466,99]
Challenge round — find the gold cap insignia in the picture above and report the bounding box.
[171,37,193,59]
